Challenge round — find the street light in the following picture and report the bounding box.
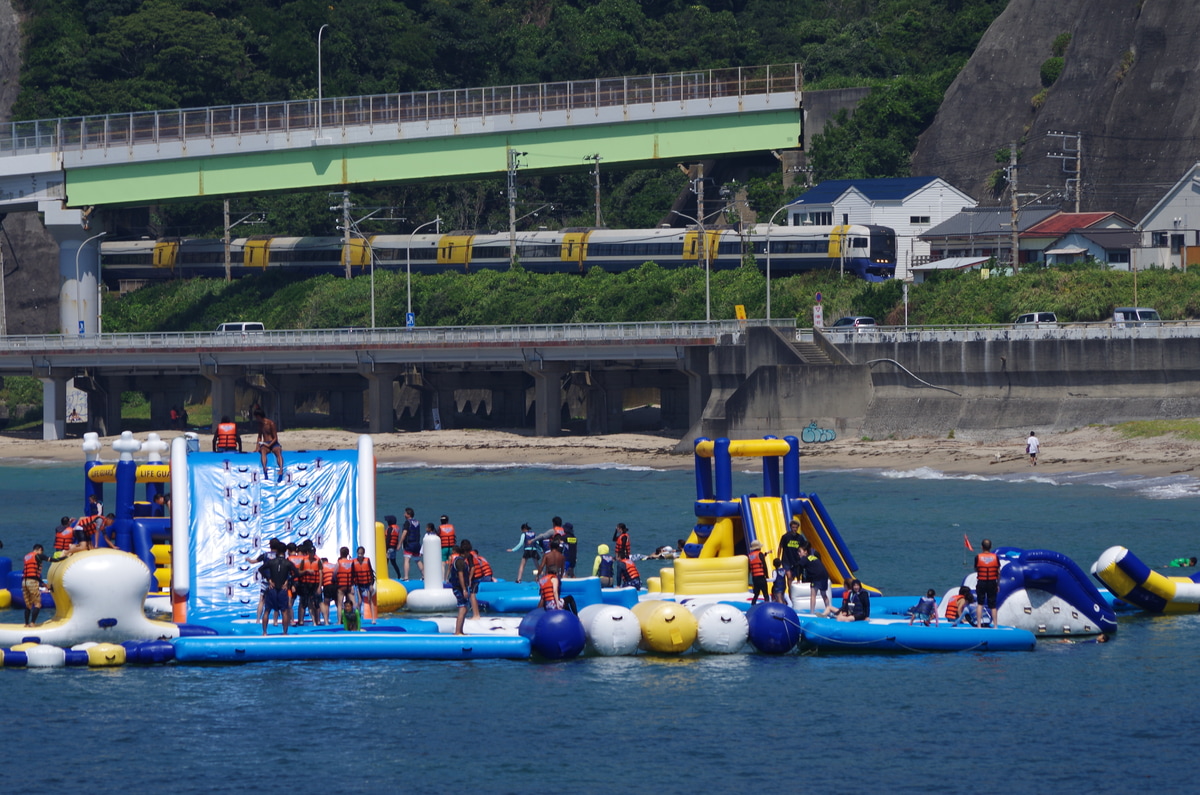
[407,217,442,327]
[763,204,790,322]
[74,231,106,336]
[316,24,329,142]
[672,208,727,322]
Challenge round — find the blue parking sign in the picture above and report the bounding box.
[406,312,415,328]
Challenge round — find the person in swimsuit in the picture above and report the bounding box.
[254,408,284,480]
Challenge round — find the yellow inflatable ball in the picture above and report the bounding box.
[86,643,127,667]
[631,600,698,654]
[376,579,407,613]
[0,589,11,610]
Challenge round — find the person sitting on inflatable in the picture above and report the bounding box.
[823,578,870,622]
[907,589,940,626]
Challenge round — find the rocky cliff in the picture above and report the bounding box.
[912,0,1200,223]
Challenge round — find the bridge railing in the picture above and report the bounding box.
[0,64,802,157]
[0,318,797,353]
[819,320,1200,342]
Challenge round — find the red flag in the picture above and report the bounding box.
[963,534,974,551]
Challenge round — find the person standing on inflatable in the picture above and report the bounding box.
[400,508,422,580]
[974,538,1001,628]
[450,540,476,635]
[254,409,284,481]
[22,543,50,627]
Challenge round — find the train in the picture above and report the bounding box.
[99,223,897,286]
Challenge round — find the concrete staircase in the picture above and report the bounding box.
[790,339,834,365]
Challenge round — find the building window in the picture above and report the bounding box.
[909,215,931,225]
[1152,231,1169,247]
[1106,250,1130,264]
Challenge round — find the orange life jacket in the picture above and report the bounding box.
[975,552,1000,582]
[386,524,400,550]
[352,556,374,586]
[538,574,560,608]
[334,558,355,587]
[299,556,321,585]
[946,595,965,621]
[54,526,74,551]
[321,565,334,587]
[623,559,640,580]
[748,550,766,578]
[23,551,42,579]
[77,514,102,534]
[439,523,456,548]
[615,532,631,559]
[215,422,239,449]
[473,554,493,580]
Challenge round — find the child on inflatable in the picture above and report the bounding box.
[907,589,940,626]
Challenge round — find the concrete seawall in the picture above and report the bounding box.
[704,327,1200,443]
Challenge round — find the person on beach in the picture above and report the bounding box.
[212,416,242,453]
[800,541,832,613]
[823,578,870,622]
[508,522,540,583]
[1026,431,1040,466]
[907,589,940,626]
[254,409,284,480]
[974,538,1001,627]
[22,543,49,627]
[400,508,422,579]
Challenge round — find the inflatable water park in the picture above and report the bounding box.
[0,430,1164,669]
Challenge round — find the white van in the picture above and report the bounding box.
[216,322,265,333]
[1112,308,1160,328]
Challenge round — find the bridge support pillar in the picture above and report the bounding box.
[585,371,627,435]
[661,380,691,430]
[202,367,242,425]
[526,364,567,437]
[38,373,68,441]
[361,367,400,434]
[42,203,101,337]
[486,373,530,428]
[679,348,710,431]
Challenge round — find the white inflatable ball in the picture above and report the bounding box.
[579,604,640,656]
[693,602,749,654]
[25,643,67,668]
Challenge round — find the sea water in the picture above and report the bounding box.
[2,459,1199,793]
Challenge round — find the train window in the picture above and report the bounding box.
[852,237,868,248]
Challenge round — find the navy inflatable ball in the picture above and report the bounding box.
[518,607,586,660]
[746,602,800,654]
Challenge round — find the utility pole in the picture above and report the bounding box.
[341,190,352,278]
[696,162,705,226]
[1047,131,1083,212]
[507,150,527,267]
[1009,142,1020,272]
[584,153,603,227]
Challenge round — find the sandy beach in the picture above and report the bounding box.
[0,424,1196,479]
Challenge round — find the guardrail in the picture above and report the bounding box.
[817,320,1200,342]
[0,63,803,158]
[0,319,797,353]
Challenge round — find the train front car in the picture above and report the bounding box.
[748,223,895,280]
[862,224,897,281]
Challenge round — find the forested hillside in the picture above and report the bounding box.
[14,0,1008,237]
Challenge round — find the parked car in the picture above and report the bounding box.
[1112,307,1161,328]
[1014,312,1058,328]
[827,316,877,332]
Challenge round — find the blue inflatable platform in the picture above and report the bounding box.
[797,616,1036,653]
[173,633,531,662]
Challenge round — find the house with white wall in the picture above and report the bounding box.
[786,176,975,280]
[1135,163,1200,270]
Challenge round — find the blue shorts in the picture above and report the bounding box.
[264,587,290,613]
[453,589,470,608]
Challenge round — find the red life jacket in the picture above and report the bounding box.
[439,524,456,548]
[215,422,239,450]
[538,574,560,608]
[473,554,493,580]
[615,532,630,559]
[975,552,1000,582]
[386,524,400,550]
[748,550,766,578]
[23,551,42,579]
[352,556,374,586]
[55,526,74,551]
[334,558,355,587]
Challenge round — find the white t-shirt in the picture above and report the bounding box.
[1027,436,1040,455]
